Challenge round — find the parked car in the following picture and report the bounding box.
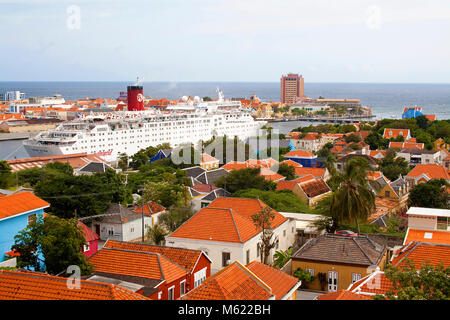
[335,230,358,236]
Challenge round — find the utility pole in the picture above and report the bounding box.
[142,203,145,243]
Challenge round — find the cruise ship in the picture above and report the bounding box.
[23,90,266,162]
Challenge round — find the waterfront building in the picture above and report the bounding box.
[280,73,304,104]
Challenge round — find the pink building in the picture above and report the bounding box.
[280,73,304,104]
[78,221,99,258]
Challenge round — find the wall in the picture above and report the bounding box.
[408,214,437,230]
[0,209,44,262]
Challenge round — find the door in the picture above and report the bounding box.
[328,271,338,292]
[95,224,100,236]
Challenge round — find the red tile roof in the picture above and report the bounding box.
[294,167,326,178]
[284,150,316,158]
[276,180,299,191]
[383,128,410,139]
[221,161,248,171]
[348,271,392,296]
[389,141,424,149]
[293,174,316,183]
[180,262,274,300]
[406,164,449,180]
[0,192,49,220]
[88,248,187,284]
[425,115,436,122]
[404,229,450,246]
[280,160,302,168]
[191,184,217,193]
[391,242,450,269]
[78,221,99,242]
[246,261,300,300]
[169,198,286,243]
[298,178,331,198]
[259,168,285,181]
[130,201,166,216]
[103,240,208,273]
[201,153,219,164]
[317,290,369,300]
[0,270,148,300]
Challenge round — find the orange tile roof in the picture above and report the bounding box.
[181,262,273,300]
[246,261,299,300]
[130,201,166,216]
[301,132,321,140]
[0,192,50,220]
[201,153,219,164]
[348,271,392,296]
[369,150,387,158]
[389,141,424,149]
[259,168,285,181]
[221,161,248,171]
[404,229,450,246]
[88,248,187,284]
[103,240,208,273]
[406,164,449,180]
[383,128,410,139]
[284,150,316,158]
[298,178,331,198]
[0,270,148,300]
[169,198,286,243]
[317,290,369,300]
[367,171,383,180]
[391,242,450,269]
[425,114,436,122]
[280,160,302,168]
[276,180,299,191]
[293,174,316,183]
[294,167,326,178]
[330,145,345,153]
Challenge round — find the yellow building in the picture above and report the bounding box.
[434,138,449,151]
[200,153,219,171]
[291,234,387,292]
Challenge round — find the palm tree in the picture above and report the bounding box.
[330,157,375,234]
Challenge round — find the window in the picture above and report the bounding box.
[283,229,286,237]
[352,273,362,283]
[385,190,390,198]
[130,227,135,233]
[108,227,114,236]
[222,252,231,267]
[27,214,37,225]
[246,249,250,264]
[256,244,260,257]
[306,268,314,276]
[194,267,207,288]
[180,280,186,296]
[168,286,175,300]
[292,226,295,233]
[83,244,90,252]
[158,291,162,300]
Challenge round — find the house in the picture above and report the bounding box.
[404,228,450,246]
[402,107,423,119]
[347,270,391,298]
[87,246,189,300]
[0,192,50,263]
[389,141,424,150]
[382,128,411,140]
[316,290,369,300]
[283,150,318,167]
[336,154,377,172]
[194,188,232,210]
[278,212,326,247]
[200,153,219,171]
[405,164,450,187]
[370,175,410,213]
[259,168,286,182]
[194,168,228,186]
[180,261,301,300]
[129,201,166,226]
[434,138,449,151]
[78,221,100,258]
[280,159,302,168]
[102,240,212,294]
[291,234,388,292]
[86,203,153,242]
[294,167,330,181]
[165,197,296,273]
[293,178,332,206]
[74,161,118,176]
[397,148,442,166]
[290,132,324,152]
[0,270,148,300]
[405,207,450,231]
[369,150,387,160]
[149,149,172,163]
[6,153,110,173]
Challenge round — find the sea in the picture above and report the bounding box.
[0,82,449,160]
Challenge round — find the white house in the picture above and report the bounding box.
[165,198,296,273]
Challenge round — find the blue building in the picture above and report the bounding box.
[402,107,423,119]
[149,149,172,163]
[284,150,318,167]
[0,192,49,263]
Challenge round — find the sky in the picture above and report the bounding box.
[1,0,450,83]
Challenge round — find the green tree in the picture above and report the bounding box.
[378,262,450,300]
[293,267,315,288]
[277,163,296,180]
[379,149,410,181]
[345,134,361,143]
[330,157,375,234]
[409,179,449,209]
[142,180,187,208]
[273,248,292,269]
[12,215,93,275]
[364,132,388,150]
[130,150,150,170]
[0,160,14,189]
[252,205,276,265]
[203,96,212,101]
[146,223,168,245]
[215,168,275,194]
[158,205,194,232]
[118,153,129,171]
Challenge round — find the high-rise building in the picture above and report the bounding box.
[280,73,304,104]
